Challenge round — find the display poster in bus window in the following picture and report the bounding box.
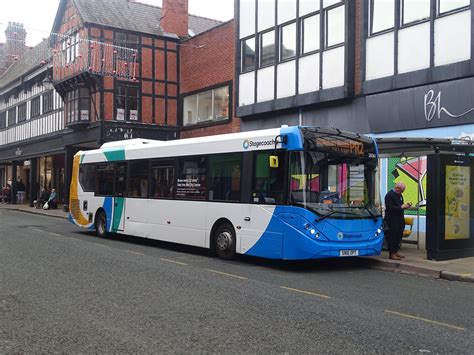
[444,165,470,240]
[176,163,206,200]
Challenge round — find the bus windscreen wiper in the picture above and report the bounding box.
[363,203,378,222]
[317,208,360,221]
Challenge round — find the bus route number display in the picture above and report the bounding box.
[315,137,366,156]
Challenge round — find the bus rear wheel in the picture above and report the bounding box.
[214,223,236,260]
[95,210,108,238]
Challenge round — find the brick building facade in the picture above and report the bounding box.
[180,20,239,139]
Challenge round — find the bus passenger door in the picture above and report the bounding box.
[113,163,127,231]
[238,152,283,258]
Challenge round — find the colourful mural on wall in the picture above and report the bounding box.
[387,157,427,216]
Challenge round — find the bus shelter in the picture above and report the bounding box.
[376,138,474,260]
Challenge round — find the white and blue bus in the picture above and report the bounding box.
[69,126,384,260]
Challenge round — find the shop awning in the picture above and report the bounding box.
[376,137,474,158]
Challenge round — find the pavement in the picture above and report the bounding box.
[1,202,473,283]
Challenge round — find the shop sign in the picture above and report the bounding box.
[15,148,22,156]
[424,90,474,123]
[105,127,134,140]
[367,77,474,133]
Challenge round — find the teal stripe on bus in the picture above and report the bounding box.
[112,197,124,232]
[103,148,126,162]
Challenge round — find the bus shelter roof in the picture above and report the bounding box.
[375,137,474,158]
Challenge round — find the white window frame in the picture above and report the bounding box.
[183,85,230,127]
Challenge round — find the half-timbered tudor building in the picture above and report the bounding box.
[0,0,222,207]
[0,40,64,204]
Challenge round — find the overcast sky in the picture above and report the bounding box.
[0,0,234,46]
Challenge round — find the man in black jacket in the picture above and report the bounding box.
[384,182,411,260]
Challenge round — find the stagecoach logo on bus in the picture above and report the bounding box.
[337,232,363,240]
[243,139,276,150]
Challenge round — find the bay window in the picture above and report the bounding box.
[66,88,90,124]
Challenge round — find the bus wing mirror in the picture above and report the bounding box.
[269,155,279,168]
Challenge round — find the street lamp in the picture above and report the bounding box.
[42,74,54,90]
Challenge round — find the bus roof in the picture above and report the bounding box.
[76,126,375,164]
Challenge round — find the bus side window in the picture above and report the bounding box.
[150,160,175,199]
[115,163,127,197]
[176,156,207,200]
[79,164,97,192]
[252,151,285,204]
[128,160,149,198]
[209,154,241,202]
[96,164,114,196]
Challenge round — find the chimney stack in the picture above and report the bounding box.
[0,22,27,74]
[160,0,189,38]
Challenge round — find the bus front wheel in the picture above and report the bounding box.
[214,223,236,260]
[95,210,108,238]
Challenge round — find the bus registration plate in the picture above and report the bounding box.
[340,250,359,257]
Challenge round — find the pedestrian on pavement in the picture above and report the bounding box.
[46,188,58,209]
[384,182,411,260]
[35,188,50,209]
[1,185,11,203]
[17,178,26,204]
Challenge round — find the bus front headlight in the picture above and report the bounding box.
[374,228,382,238]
